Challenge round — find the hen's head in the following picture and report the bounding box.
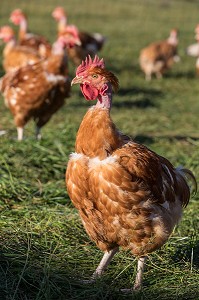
[60,25,81,47]
[0,26,15,42]
[52,32,81,53]
[10,9,26,25]
[71,55,119,101]
[168,28,178,46]
[52,7,66,21]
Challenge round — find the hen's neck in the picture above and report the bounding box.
[44,52,68,76]
[58,17,67,34]
[95,84,112,110]
[4,39,17,56]
[19,19,28,40]
[75,85,124,159]
[167,35,178,46]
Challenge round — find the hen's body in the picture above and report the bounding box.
[139,29,179,80]
[66,56,196,290]
[0,26,41,72]
[66,107,190,256]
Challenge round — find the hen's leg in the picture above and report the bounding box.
[17,127,24,141]
[145,73,152,81]
[35,126,42,140]
[121,256,146,293]
[0,130,6,136]
[133,256,146,290]
[91,247,119,279]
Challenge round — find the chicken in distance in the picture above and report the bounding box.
[139,29,180,80]
[186,24,199,75]
[0,34,81,140]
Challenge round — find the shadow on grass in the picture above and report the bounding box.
[111,86,163,110]
[113,97,155,109]
[0,245,134,300]
[134,133,199,146]
[1,247,199,300]
[1,236,199,300]
[164,70,197,79]
[70,85,163,110]
[171,240,199,269]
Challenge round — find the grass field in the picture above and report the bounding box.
[0,0,199,299]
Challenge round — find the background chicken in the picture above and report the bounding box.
[186,24,199,75]
[0,25,41,72]
[66,55,197,291]
[52,6,106,65]
[0,34,77,140]
[139,29,180,80]
[9,8,52,58]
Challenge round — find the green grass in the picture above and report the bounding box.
[0,0,199,299]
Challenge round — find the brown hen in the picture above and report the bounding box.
[66,55,197,291]
[139,29,180,80]
[0,35,75,140]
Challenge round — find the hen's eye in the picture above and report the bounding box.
[92,74,98,78]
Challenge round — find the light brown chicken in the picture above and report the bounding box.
[139,29,180,80]
[52,6,106,65]
[66,55,197,291]
[0,25,41,72]
[0,35,76,140]
[9,8,52,57]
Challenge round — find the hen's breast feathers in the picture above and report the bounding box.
[75,108,128,159]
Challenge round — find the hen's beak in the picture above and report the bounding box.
[75,38,81,46]
[71,76,83,86]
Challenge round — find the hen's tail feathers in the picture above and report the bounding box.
[176,167,197,208]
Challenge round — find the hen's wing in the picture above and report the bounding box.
[114,142,177,203]
[20,33,51,54]
[87,141,190,210]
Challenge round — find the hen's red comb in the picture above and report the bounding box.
[65,25,79,39]
[76,55,105,76]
